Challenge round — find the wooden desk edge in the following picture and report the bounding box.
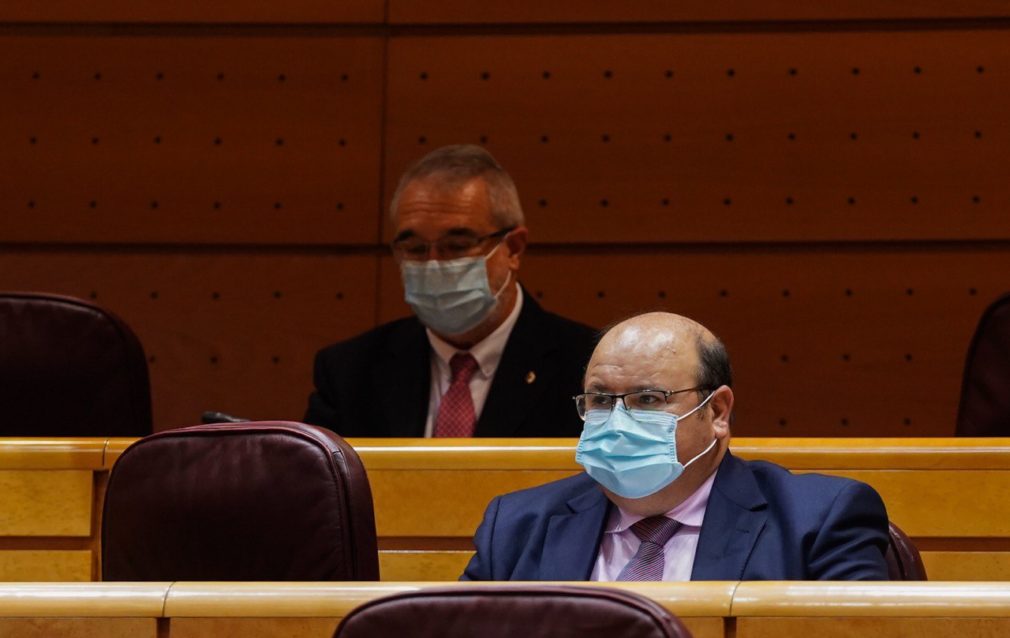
[2,582,1010,618]
[7,437,1010,470]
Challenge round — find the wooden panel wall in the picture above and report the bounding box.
[387,1,1010,23]
[2,4,1008,434]
[0,253,377,429]
[384,32,1009,244]
[0,2,384,22]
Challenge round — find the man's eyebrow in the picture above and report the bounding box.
[584,384,666,394]
[443,227,480,237]
[393,227,480,242]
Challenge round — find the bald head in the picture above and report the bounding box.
[588,312,730,393]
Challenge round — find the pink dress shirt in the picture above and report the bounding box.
[590,470,717,581]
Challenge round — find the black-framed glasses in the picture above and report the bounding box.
[391,227,515,262]
[572,387,709,420]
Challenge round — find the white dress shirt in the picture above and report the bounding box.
[423,285,523,437]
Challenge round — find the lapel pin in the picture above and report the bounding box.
[525,371,536,384]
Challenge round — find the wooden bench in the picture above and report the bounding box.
[353,437,1010,581]
[1,581,1010,638]
[2,437,1010,582]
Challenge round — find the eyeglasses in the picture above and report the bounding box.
[392,227,515,262]
[572,387,709,421]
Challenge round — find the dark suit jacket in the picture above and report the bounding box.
[304,291,597,437]
[462,451,890,580]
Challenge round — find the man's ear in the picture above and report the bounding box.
[709,385,734,438]
[504,226,528,269]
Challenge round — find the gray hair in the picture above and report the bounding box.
[389,144,525,228]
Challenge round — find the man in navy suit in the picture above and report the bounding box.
[305,145,595,438]
[463,312,890,581]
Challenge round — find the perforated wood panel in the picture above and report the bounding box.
[0,36,383,244]
[3,8,1009,435]
[0,253,377,429]
[385,31,1010,244]
[389,1,1010,23]
[0,1,383,22]
[377,248,1009,436]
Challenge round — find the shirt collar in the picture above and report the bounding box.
[604,467,718,533]
[426,284,523,377]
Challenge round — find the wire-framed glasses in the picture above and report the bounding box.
[572,387,708,421]
[392,227,515,262]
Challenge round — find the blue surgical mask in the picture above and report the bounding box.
[401,244,510,336]
[575,393,718,499]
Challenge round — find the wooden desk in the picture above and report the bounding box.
[352,437,1010,581]
[2,581,1010,638]
[2,437,1010,582]
[0,439,111,581]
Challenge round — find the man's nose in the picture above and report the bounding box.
[425,243,445,261]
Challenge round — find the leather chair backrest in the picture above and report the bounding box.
[957,292,1010,436]
[102,421,378,581]
[0,291,151,436]
[333,585,692,638]
[885,521,927,580]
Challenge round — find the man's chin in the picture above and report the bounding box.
[428,323,486,349]
[599,482,679,517]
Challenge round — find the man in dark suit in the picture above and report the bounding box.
[463,312,890,580]
[305,145,596,437]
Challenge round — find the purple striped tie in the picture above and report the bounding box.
[616,516,682,581]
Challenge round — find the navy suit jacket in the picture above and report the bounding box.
[462,451,890,580]
[304,290,597,437]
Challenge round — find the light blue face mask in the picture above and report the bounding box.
[400,244,510,336]
[575,392,718,499]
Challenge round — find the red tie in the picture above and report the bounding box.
[434,353,479,437]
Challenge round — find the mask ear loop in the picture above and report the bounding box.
[677,388,716,421]
[678,390,720,468]
[492,268,513,299]
[485,241,515,299]
[682,437,718,469]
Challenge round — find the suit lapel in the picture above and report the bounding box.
[375,319,431,437]
[539,481,610,580]
[476,291,559,437]
[691,452,768,580]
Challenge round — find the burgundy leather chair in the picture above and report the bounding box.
[332,585,692,638]
[102,421,378,581]
[0,291,151,436]
[885,521,927,580]
[957,292,1010,436]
